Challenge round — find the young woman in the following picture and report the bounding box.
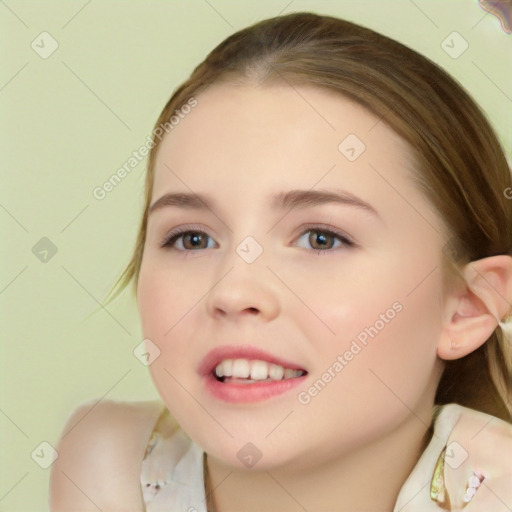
[49,11,512,511]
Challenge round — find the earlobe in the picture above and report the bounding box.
[437,254,512,361]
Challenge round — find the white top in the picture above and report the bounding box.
[139,403,480,511]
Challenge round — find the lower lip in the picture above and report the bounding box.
[203,373,307,403]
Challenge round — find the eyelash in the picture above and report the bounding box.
[159,223,356,254]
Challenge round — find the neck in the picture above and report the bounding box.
[205,407,434,512]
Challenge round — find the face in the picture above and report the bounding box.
[137,82,448,471]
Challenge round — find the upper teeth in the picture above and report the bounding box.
[214,359,305,381]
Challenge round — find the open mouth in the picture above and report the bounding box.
[213,358,308,384]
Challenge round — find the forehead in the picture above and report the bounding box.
[151,82,419,216]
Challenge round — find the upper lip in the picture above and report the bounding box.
[199,345,307,377]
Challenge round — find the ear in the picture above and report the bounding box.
[437,254,512,360]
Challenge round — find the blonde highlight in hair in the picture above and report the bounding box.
[104,12,512,421]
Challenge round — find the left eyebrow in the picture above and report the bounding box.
[148,188,380,219]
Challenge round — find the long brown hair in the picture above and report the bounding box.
[104,12,512,421]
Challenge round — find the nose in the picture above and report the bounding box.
[204,242,281,322]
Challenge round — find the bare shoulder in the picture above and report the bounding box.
[49,398,166,511]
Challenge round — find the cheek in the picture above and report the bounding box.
[137,259,201,349]
[137,268,169,341]
[298,241,444,369]
[137,266,191,392]
[292,257,443,438]
[137,258,218,401]
[290,315,441,463]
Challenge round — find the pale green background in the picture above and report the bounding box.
[1,0,510,510]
